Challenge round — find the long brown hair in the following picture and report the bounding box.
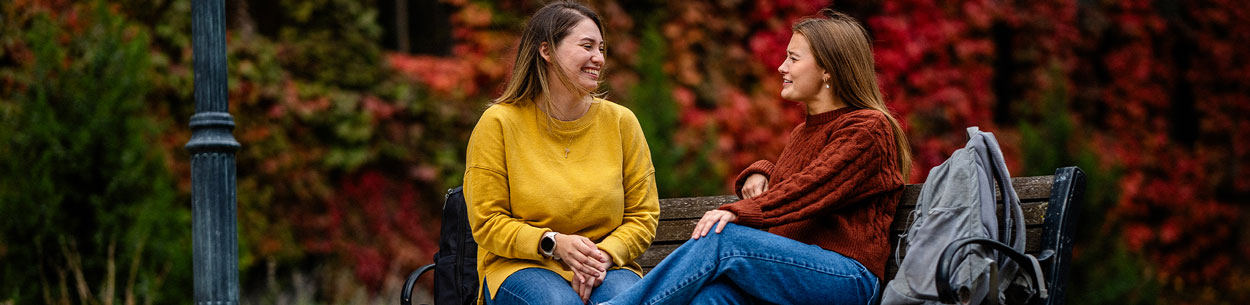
[794,9,913,180]
[494,1,604,112]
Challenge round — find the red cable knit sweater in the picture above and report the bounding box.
[719,107,905,280]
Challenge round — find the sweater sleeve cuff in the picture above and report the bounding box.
[734,160,775,198]
[518,226,551,261]
[597,236,629,267]
[719,199,765,228]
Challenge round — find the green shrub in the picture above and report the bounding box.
[631,25,725,197]
[0,2,191,304]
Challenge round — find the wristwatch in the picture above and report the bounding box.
[541,232,560,260]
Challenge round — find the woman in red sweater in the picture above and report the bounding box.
[602,9,912,305]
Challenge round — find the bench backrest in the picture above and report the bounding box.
[639,167,1084,305]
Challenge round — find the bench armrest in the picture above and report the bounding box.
[401,264,437,305]
[935,238,1049,304]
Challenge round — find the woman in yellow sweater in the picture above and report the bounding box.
[463,2,660,305]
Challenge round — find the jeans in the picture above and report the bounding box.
[484,268,641,305]
[603,223,880,305]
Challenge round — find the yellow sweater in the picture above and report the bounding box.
[463,98,660,301]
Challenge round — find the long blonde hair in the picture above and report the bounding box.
[494,1,604,117]
[794,9,913,180]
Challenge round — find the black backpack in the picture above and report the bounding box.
[402,186,479,305]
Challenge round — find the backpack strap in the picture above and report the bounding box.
[965,127,1030,301]
[966,127,1026,252]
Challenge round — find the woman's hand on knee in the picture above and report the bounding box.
[572,271,591,304]
[571,252,608,305]
[692,210,738,239]
[554,233,608,277]
[740,174,769,199]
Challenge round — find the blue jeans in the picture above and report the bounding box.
[604,223,880,305]
[484,268,641,305]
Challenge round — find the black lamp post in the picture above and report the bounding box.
[186,0,241,304]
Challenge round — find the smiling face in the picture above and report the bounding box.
[544,18,605,94]
[777,33,829,103]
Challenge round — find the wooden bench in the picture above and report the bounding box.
[403,167,1085,305]
[639,166,1085,305]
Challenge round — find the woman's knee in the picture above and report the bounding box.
[492,269,581,305]
[589,270,641,303]
[597,270,641,294]
[694,223,760,247]
[492,284,581,305]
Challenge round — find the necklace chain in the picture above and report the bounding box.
[539,99,591,159]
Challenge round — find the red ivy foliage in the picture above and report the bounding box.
[1086,0,1250,292]
[653,0,828,189]
[301,171,438,291]
[871,0,1008,180]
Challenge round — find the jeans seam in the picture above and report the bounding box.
[496,285,533,305]
[643,263,716,305]
[866,279,881,305]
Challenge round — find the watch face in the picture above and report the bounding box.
[542,235,555,252]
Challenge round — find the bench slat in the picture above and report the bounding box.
[656,195,738,220]
[657,176,1054,221]
[884,227,1045,261]
[891,175,1053,213]
[636,244,680,268]
[890,201,1049,232]
[652,201,1049,244]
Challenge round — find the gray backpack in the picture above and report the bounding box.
[882,127,1047,305]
